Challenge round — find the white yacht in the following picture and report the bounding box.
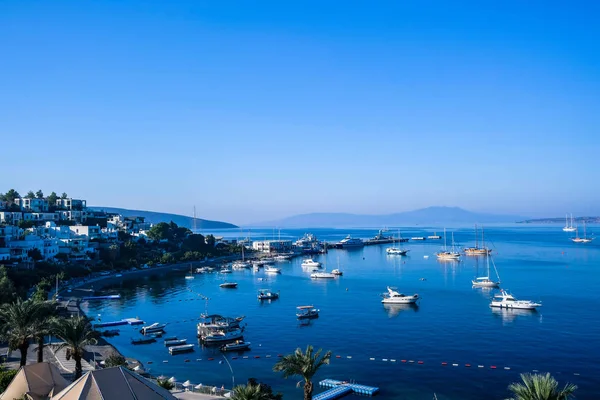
[264,266,281,274]
[301,259,321,268]
[381,287,420,304]
[232,261,251,270]
[490,290,541,310]
[436,230,461,260]
[563,213,576,232]
[274,254,291,262]
[337,235,364,248]
[472,255,501,288]
[571,222,593,243]
[141,322,166,334]
[257,289,279,300]
[331,269,343,276]
[386,247,409,255]
[220,267,232,274]
[310,271,336,279]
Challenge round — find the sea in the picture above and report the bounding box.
[81,225,600,399]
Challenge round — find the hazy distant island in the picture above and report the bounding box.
[518,216,600,224]
[90,206,238,229]
[251,206,527,228]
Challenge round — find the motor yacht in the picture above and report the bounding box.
[140,322,166,334]
[331,269,343,276]
[264,266,281,274]
[490,290,541,310]
[381,287,420,304]
[386,247,409,255]
[296,305,319,319]
[301,259,321,268]
[337,235,364,248]
[232,261,251,270]
[220,267,232,274]
[257,289,279,300]
[310,271,336,279]
[168,344,194,354]
[219,282,238,288]
[221,340,251,352]
[164,338,187,347]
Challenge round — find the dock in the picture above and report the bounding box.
[316,379,379,399]
[93,318,144,328]
[82,294,121,301]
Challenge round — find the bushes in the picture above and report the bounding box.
[0,368,18,393]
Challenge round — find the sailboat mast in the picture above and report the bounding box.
[475,224,478,248]
[444,228,448,251]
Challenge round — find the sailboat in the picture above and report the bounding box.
[232,245,251,269]
[472,254,500,287]
[563,213,576,232]
[464,225,491,255]
[386,230,409,255]
[185,264,195,280]
[571,221,593,243]
[436,229,460,260]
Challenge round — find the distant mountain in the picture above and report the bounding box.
[251,207,527,228]
[90,207,238,229]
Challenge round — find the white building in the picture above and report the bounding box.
[0,212,23,224]
[0,248,10,261]
[56,198,87,211]
[15,198,49,212]
[252,240,293,253]
[22,212,60,222]
[69,225,101,240]
[0,225,23,241]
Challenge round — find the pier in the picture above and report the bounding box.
[315,379,379,399]
[93,318,144,328]
[81,294,121,301]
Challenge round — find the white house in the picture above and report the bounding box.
[56,198,87,211]
[15,198,49,212]
[22,212,60,222]
[0,211,23,224]
[252,240,293,253]
[0,225,23,241]
[69,225,101,240]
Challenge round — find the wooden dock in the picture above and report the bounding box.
[316,379,380,398]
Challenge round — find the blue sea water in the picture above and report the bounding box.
[82,225,600,399]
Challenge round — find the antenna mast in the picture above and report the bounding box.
[193,206,197,232]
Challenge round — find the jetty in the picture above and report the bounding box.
[81,294,121,301]
[315,379,379,399]
[93,318,144,328]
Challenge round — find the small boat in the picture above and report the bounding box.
[386,248,409,255]
[141,322,166,334]
[220,267,233,274]
[168,344,194,354]
[131,337,156,345]
[381,287,420,304]
[164,339,187,347]
[264,266,281,274]
[296,305,319,319]
[336,235,364,248]
[331,269,343,276]
[201,329,244,343]
[301,259,321,268]
[232,261,251,270]
[220,282,238,288]
[490,290,541,310]
[310,271,336,279]
[220,340,251,352]
[257,289,279,300]
[411,236,426,241]
[423,255,429,259]
[274,254,291,262]
[472,255,501,288]
[427,233,442,240]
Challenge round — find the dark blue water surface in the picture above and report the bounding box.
[82,225,600,399]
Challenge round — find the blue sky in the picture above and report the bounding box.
[1,1,599,225]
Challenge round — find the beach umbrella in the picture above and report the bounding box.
[157,375,166,380]
[169,376,176,382]
[195,384,203,389]
[133,365,143,372]
[182,380,191,387]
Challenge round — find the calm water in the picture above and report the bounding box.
[82,226,600,399]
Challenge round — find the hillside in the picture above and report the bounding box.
[251,206,526,228]
[90,207,238,229]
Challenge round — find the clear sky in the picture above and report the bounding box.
[1,1,599,225]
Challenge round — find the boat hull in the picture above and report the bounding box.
[490,302,540,310]
[382,296,419,304]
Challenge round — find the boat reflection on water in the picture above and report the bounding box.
[383,303,419,318]
[491,307,540,324]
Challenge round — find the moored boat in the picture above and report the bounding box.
[310,271,336,279]
[164,338,187,347]
[472,255,501,287]
[301,259,321,268]
[264,266,281,274]
[381,286,419,304]
[257,289,279,300]
[331,269,343,276]
[337,235,364,248]
[220,282,238,288]
[168,344,194,354]
[296,305,319,319]
[490,290,541,310]
[140,322,166,334]
[220,340,251,352]
[131,337,156,345]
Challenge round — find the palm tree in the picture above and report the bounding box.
[506,373,578,400]
[273,345,332,400]
[156,379,175,390]
[32,301,57,363]
[52,316,98,379]
[231,383,269,400]
[0,298,44,366]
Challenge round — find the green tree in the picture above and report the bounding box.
[4,189,20,204]
[156,378,174,390]
[182,234,207,253]
[30,300,56,363]
[273,345,332,400]
[25,191,35,199]
[0,368,18,393]
[28,248,43,262]
[0,298,45,366]
[61,192,68,199]
[506,373,577,400]
[146,222,171,241]
[52,316,98,379]
[17,220,35,229]
[35,190,44,199]
[161,252,175,264]
[206,234,216,248]
[104,352,127,368]
[47,192,58,207]
[232,383,269,400]
[0,266,17,304]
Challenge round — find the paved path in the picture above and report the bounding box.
[50,343,95,374]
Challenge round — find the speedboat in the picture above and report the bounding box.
[140,322,166,334]
[386,247,409,255]
[264,266,281,274]
[220,282,238,288]
[220,267,232,274]
[331,269,343,276]
[200,328,244,343]
[411,236,426,241]
[274,254,291,262]
[301,259,321,268]
[381,287,419,304]
[310,271,336,279]
[221,340,251,352]
[427,233,442,239]
[296,305,319,319]
[168,344,194,354]
[257,289,279,300]
[490,290,541,310]
[336,235,364,248]
[164,338,187,347]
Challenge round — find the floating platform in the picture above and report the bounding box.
[318,379,379,398]
[82,294,121,301]
[124,318,145,325]
[93,318,144,328]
